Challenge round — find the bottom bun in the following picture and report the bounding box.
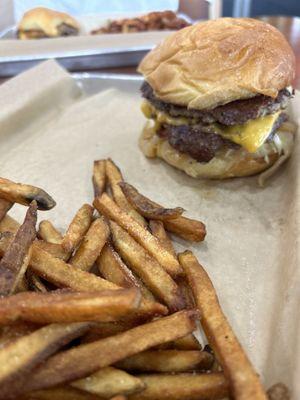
[139,123,294,180]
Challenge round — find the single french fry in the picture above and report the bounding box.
[164,217,206,242]
[0,322,90,400]
[116,349,213,372]
[93,160,106,197]
[0,199,13,222]
[61,204,94,253]
[24,386,104,400]
[25,310,197,392]
[149,220,176,257]
[33,240,69,260]
[38,220,62,244]
[0,177,56,210]
[128,373,228,400]
[0,215,20,234]
[105,159,146,227]
[0,322,38,348]
[156,334,201,351]
[94,194,182,277]
[29,245,167,320]
[0,201,37,296]
[110,221,184,311]
[71,367,145,397]
[70,217,109,271]
[97,243,156,301]
[119,182,184,220]
[0,288,141,324]
[179,250,267,400]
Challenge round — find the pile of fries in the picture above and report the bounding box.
[0,159,286,400]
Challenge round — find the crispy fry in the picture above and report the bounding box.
[0,215,20,234]
[120,182,184,220]
[149,220,176,257]
[0,322,38,348]
[116,349,213,372]
[128,373,228,400]
[33,240,69,260]
[0,288,141,324]
[70,217,109,271]
[24,386,104,400]
[71,367,145,397]
[25,310,197,392]
[105,159,146,226]
[164,216,206,242]
[38,220,62,244]
[61,204,94,253]
[29,245,167,319]
[157,334,201,351]
[110,221,184,311]
[94,194,181,277]
[0,322,90,400]
[0,202,37,296]
[97,243,156,301]
[0,177,55,210]
[93,160,106,197]
[0,199,13,222]
[179,250,267,400]
[80,320,139,344]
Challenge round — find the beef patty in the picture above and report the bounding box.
[141,81,292,126]
[157,113,287,163]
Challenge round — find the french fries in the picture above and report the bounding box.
[179,250,268,400]
[38,220,62,244]
[105,159,146,227]
[97,243,156,301]
[29,245,167,319]
[0,159,274,399]
[0,177,56,210]
[0,322,90,400]
[116,349,213,372]
[24,310,197,392]
[0,201,37,296]
[24,386,103,400]
[149,220,176,257]
[0,199,12,222]
[120,182,184,220]
[0,288,141,324]
[70,217,109,271]
[93,159,106,197]
[127,373,228,400]
[0,214,20,234]
[61,204,94,253]
[110,221,184,311]
[94,194,182,277]
[71,366,145,397]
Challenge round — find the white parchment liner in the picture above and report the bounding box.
[0,60,299,398]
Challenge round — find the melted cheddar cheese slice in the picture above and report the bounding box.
[141,100,282,153]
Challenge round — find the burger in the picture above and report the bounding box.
[138,18,296,180]
[17,7,79,39]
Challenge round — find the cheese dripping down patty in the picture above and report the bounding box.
[141,100,282,153]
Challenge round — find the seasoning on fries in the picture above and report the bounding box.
[0,158,275,399]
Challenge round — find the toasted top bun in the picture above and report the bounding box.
[138,18,295,110]
[18,7,79,37]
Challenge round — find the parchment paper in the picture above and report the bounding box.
[0,60,299,398]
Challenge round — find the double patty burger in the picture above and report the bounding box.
[138,18,296,179]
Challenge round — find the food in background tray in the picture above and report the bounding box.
[91,10,190,34]
[17,7,79,39]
